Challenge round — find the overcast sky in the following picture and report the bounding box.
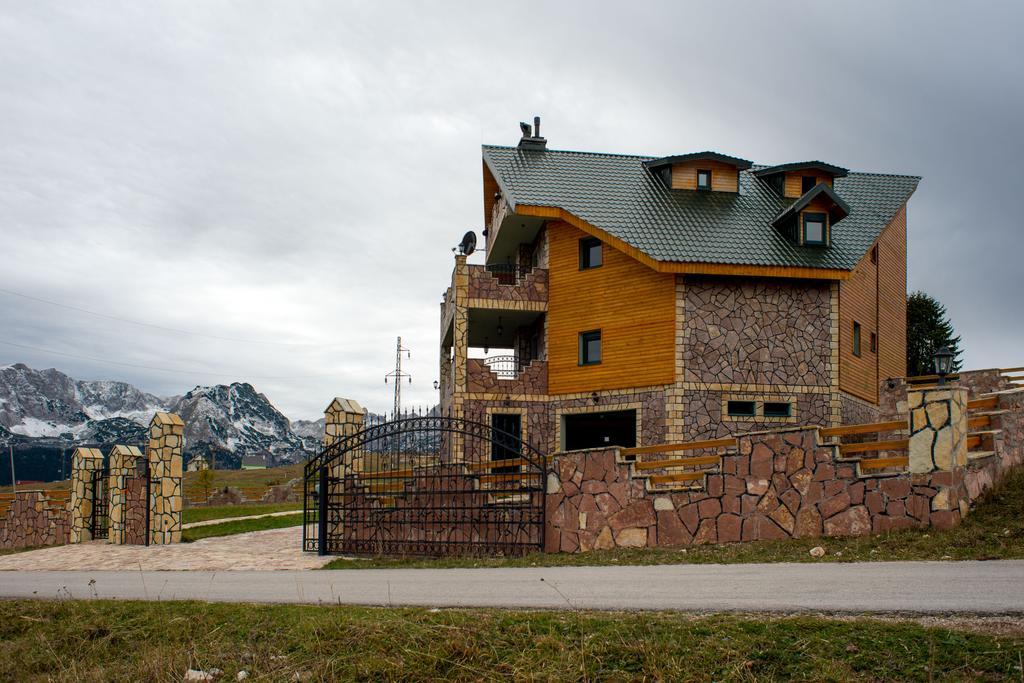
[1,1,1022,420]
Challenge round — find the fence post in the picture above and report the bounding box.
[318,464,328,556]
[146,412,184,545]
[69,448,104,543]
[107,445,143,544]
[907,386,969,526]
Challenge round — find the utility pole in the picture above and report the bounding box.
[384,336,411,420]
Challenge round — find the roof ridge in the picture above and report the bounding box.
[482,144,655,161]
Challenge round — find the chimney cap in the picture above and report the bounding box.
[517,115,547,150]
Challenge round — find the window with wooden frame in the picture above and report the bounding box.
[801,175,817,194]
[578,330,601,366]
[578,237,602,270]
[696,169,711,190]
[802,212,827,246]
[853,321,862,357]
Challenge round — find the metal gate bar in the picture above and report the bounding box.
[91,468,109,540]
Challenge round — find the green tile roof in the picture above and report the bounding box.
[481,145,919,272]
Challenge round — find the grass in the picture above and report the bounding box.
[324,465,1024,571]
[181,512,303,542]
[1,600,1021,681]
[182,502,301,525]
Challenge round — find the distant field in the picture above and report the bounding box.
[0,462,307,499]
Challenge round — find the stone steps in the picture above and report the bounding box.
[967,450,998,463]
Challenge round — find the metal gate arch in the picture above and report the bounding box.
[302,415,547,557]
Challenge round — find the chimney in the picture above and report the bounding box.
[517,115,547,150]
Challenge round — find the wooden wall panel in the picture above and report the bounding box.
[784,172,833,198]
[547,221,676,394]
[838,204,908,403]
[877,205,907,382]
[671,160,739,192]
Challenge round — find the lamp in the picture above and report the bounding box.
[933,346,954,386]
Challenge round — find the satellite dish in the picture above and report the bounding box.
[458,230,477,256]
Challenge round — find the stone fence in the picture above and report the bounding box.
[545,385,1024,553]
[0,411,184,550]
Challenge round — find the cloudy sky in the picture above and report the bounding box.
[1,1,1022,420]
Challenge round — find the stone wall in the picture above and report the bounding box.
[466,264,548,303]
[467,358,548,395]
[69,447,104,543]
[0,491,70,550]
[839,391,885,426]
[682,277,832,387]
[108,445,143,545]
[545,386,1024,552]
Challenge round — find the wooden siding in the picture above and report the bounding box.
[671,160,739,192]
[547,220,676,394]
[838,204,908,403]
[784,172,833,198]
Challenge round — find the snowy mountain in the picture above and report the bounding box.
[0,364,323,481]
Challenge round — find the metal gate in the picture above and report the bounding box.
[91,468,109,540]
[303,416,546,557]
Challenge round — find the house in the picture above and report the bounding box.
[439,118,919,454]
[240,454,269,470]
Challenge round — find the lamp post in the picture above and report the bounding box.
[933,346,954,386]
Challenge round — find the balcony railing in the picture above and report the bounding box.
[484,263,534,285]
[484,355,519,379]
[467,264,548,304]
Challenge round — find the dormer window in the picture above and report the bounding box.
[697,170,711,190]
[801,176,816,193]
[802,212,827,246]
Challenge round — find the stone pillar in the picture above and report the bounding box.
[908,387,969,526]
[107,445,143,544]
[451,255,469,460]
[323,397,365,448]
[147,412,184,545]
[69,447,104,543]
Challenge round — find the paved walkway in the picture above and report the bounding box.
[0,526,329,571]
[2,561,1023,613]
[182,510,302,529]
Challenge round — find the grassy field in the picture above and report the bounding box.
[0,600,1021,681]
[181,512,303,542]
[182,502,301,525]
[325,464,1024,570]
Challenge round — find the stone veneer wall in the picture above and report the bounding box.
[545,386,1024,552]
[466,359,548,395]
[69,447,104,543]
[147,412,184,545]
[466,264,548,303]
[108,445,143,544]
[839,391,885,426]
[0,491,70,550]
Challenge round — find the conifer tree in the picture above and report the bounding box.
[906,291,963,376]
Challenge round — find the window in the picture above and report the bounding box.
[802,212,827,246]
[801,175,817,193]
[763,402,792,418]
[579,237,602,270]
[870,332,877,354]
[697,169,711,190]
[853,322,862,357]
[578,330,601,366]
[727,400,756,417]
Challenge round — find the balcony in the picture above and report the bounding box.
[467,356,548,396]
[467,264,548,307]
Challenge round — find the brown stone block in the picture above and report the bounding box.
[757,514,789,540]
[693,518,717,545]
[880,478,911,500]
[824,480,846,497]
[795,506,822,537]
[769,504,795,534]
[608,500,656,531]
[930,510,960,530]
[746,479,769,496]
[823,505,871,537]
[657,510,692,547]
[751,444,773,478]
[678,504,700,534]
[560,531,580,553]
[929,471,954,487]
[813,463,835,481]
[615,527,647,548]
[721,494,741,515]
[779,489,800,515]
[717,514,741,543]
[607,481,630,509]
[697,498,722,519]
[886,500,906,517]
[706,475,723,497]
[888,516,918,531]
[786,448,805,475]
[790,469,812,496]
[849,481,865,505]
[818,491,851,520]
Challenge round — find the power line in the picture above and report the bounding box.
[0,338,342,380]
[0,286,347,347]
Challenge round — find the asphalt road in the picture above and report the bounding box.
[2,561,1024,613]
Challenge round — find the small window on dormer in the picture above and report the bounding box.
[801,176,816,194]
[802,212,827,246]
[697,170,711,190]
